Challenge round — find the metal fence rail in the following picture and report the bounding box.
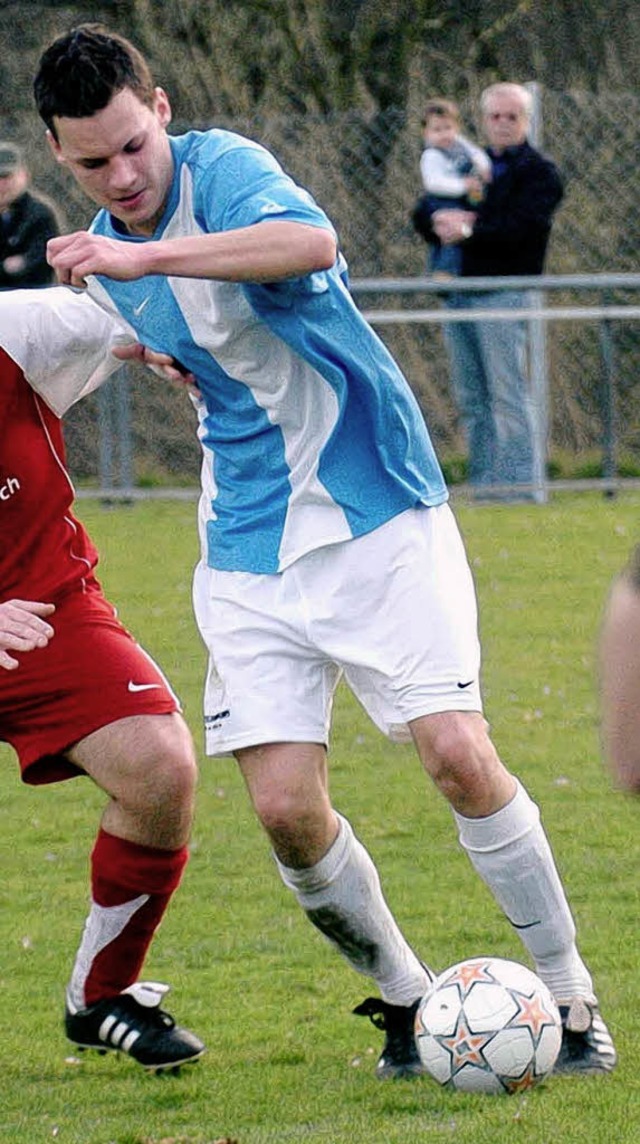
[351,274,640,294]
[350,271,640,504]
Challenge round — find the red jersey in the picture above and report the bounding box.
[0,292,179,785]
[0,350,99,602]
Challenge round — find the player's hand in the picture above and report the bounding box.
[47,231,147,287]
[112,342,196,384]
[112,342,201,397]
[0,600,56,671]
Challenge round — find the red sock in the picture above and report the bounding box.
[68,828,188,1008]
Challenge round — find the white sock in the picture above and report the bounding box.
[67,895,149,1011]
[453,779,594,1001]
[275,813,430,1006]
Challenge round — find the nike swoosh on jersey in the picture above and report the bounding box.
[127,681,162,692]
[133,296,151,316]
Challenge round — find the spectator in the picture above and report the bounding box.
[413,98,491,278]
[599,543,640,794]
[431,83,563,499]
[0,141,60,289]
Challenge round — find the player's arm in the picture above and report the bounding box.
[599,562,640,794]
[47,222,337,288]
[0,599,55,670]
[0,287,133,418]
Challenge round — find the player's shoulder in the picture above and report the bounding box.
[169,127,331,233]
[170,127,278,174]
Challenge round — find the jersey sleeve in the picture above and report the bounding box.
[0,287,131,417]
[190,132,336,238]
[186,131,339,309]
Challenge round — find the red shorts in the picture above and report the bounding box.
[0,580,180,785]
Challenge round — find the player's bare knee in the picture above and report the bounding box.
[132,716,197,813]
[415,710,482,767]
[153,742,198,811]
[414,711,495,800]
[253,787,305,837]
[157,752,197,811]
[254,789,332,859]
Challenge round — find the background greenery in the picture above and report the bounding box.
[1,492,638,1143]
[2,1,639,482]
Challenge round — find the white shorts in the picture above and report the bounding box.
[193,504,482,756]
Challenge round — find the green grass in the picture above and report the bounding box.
[1,492,639,1143]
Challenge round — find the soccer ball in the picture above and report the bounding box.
[415,956,562,1094]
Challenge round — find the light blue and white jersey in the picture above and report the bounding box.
[88,129,447,573]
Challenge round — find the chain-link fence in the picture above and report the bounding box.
[18,88,639,487]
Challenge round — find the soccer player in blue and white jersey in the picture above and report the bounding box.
[34,24,615,1078]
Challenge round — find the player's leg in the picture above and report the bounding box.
[67,711,195,995]
[236,740,432,1079]
[411,712,616,1074]
[195,558,432,1010]
[412,711,579,968]
[235,740,431,1004]
[195,547,435,1078]
[63,712,204,1069]
[331,505,615,1075]
[393,503,614,1074]
[8,584,205,1070]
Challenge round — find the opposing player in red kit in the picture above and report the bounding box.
[0,286,204,1071]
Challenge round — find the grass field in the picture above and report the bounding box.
[1,492,638,1144]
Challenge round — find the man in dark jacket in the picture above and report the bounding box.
[0,142,60,289]
[430,84,563,498]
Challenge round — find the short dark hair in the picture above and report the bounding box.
[34,24,156,140]
[421,99,461,128]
